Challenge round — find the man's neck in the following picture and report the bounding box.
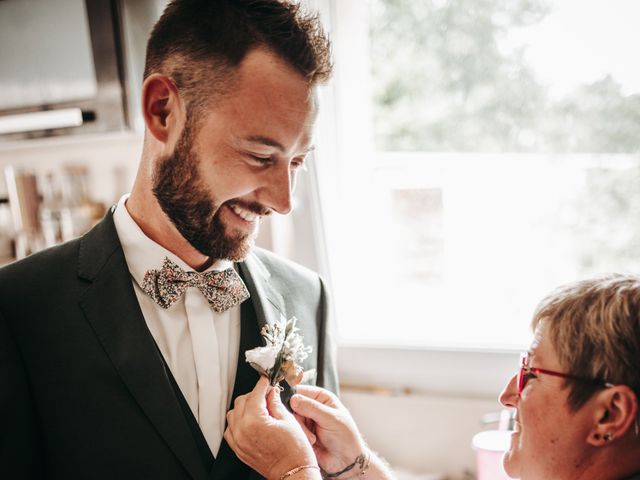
[125,189,212,271]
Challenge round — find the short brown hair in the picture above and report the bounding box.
[532,274,640,410]
[144,0,332,114]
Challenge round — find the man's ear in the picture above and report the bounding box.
[141,74,185,144]
[586,385,638,446]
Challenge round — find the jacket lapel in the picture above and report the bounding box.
[76,212,208,480]
[228,251,286,403]
[238,251,286,330]
[236,250,297,405]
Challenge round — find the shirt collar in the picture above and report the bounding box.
[112,194,232,288]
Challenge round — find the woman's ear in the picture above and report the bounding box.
[586,385,638,447]
[141,74,185,144]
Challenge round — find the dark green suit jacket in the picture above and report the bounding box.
[0,209,338,479]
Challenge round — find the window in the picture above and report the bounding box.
[318,0,640,350]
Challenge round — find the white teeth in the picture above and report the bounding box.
[230,204,259,222]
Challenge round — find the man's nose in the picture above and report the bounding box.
[498,374,518,408]
[262,163,294,215]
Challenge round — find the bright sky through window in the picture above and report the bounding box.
[502,0,640,97]
[326,0,640,350]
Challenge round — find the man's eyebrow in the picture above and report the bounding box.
[244,136,316,154]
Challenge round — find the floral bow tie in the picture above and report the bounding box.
[141,257,250,312]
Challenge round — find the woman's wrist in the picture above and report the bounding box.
[323,449,395,480]
[279,464,322,480]
[320,447,372,479]
[270,444,319,480]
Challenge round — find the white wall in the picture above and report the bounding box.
[341,388,498,479]
[336,346,517,479]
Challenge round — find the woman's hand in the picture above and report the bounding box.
[224,376,320,480]
[290,385,368,475]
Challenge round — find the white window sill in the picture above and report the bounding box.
[337,344,520,399]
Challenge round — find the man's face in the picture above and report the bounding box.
[153,48,316,261]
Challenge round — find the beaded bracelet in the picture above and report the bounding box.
[280,464,320,480]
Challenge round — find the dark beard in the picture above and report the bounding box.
[151,121,264,261]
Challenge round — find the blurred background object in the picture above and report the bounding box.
[471,430,512,480]
[0,0,127,142]
[3,164,106,259]
[471,410,514,480]
[4,166,42,258]
[0,196,15,261]
[43,165,106,245]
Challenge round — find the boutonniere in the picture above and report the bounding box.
[245,316,312,387]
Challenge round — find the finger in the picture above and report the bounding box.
[303,415,316,433]
[223,426,238,454]
[294,413,317,445]
[266,386,292,420]
[246,375,271,411]
[290,394,340,426]
[224,427,253,471]
[295,385,340,408]
[253,374,270,393]
[233,394,247,416]
[225,409,235,428]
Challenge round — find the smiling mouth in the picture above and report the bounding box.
[229,204,261,223]
[513,419,521,433]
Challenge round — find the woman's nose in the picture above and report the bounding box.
[499,374,518,408]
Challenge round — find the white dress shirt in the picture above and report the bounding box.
[112,194,241,456]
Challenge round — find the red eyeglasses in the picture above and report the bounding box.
[517,353,611,397]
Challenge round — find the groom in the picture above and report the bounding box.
[0,1,337,478]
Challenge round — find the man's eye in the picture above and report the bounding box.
[291,161,305,171]
[291,157,308,171]
[248,154,272,165]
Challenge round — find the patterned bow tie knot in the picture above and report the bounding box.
[142,257,250,312]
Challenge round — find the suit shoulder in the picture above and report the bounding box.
[0,239,80,289]
[0,211,120,290]
[250,247,322,286]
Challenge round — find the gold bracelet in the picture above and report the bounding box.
[280,464,320,480]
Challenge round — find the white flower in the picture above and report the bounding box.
[245,345,279,374]
[245,315,313,386]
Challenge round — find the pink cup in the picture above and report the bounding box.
[471,430,515,480]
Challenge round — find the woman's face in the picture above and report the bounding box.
[498,325,595,479]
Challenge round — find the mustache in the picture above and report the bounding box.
[224,199,272,217]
